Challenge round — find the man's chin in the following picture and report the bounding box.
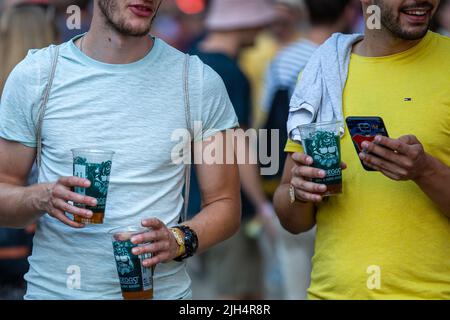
[118,27,151,37]
[127,30,151,37]
[397,27,429,40]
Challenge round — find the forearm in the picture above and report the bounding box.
[184,195,241,254]
[238,163,267,208]
[0,183,46,228]
[415,155,450,218]
[273,183,316,234]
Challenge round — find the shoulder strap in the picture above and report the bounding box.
[36,46,59,169]
[181,54,192,223]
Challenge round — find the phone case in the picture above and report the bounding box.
[345,117,389,171]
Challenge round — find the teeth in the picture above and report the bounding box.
[404,10,427,16]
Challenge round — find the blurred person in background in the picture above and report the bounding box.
[261,0,359,300]
[271,0,307,45]
[0,0,58,91]
[1,0,21,10]
[239,0,310,298]
[0,0,57,299]
[153,0,208,51]
[432,0,450,36]
[241,0,307,131]
[189,0,276,300]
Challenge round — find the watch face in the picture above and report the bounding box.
[173,226,199,261]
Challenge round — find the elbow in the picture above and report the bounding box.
[279,219,313,235]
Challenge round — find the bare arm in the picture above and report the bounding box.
[238,163,267,209]
[0,138,98,228]
[132,131,241,267]
[415,156,450,217]
[273,153,317,234]
[187,131,241,253]
[0,138,43,227]
[236,128,269,211]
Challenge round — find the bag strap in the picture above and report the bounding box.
[36,46,59,169]
[181,54,192,223]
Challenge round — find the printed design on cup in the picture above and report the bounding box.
[307,131,340,168]
[112,240,152,293]
[114,244,135,276]
[73,157,112,211]
[304,131,342,187]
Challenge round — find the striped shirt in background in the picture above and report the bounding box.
[262,39,318,113]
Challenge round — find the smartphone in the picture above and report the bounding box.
[345,116,389,171]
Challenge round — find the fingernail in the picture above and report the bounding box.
[91,200,97,206]
[320,170,326,177]
[84,180,90,187]
[375,135,382,142]
[307,157,313,164]
[132,248,138,255]
[86,211,93,218]
[361,141,369,149]
[359,153,365,160]
[130,237,137,243]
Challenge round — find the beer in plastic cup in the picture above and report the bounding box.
[297,121,343,196]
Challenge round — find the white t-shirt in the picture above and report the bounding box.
[0,34,238,299]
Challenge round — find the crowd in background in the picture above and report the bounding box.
[0,0,449,300]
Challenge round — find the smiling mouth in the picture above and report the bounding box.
[402,9,428,16]
[400,5,432,18]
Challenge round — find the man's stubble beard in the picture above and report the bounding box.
[98,0,159,37]
[375,0,431,41]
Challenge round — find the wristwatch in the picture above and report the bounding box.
[172,225,199,262]
[170,227,186,258]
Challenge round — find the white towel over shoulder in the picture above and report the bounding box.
[287,33,364,142]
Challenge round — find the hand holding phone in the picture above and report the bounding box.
[345,117,389,171]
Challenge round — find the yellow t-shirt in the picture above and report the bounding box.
[285,32,450,300]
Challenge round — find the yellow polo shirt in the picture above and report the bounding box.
[285,32,450,299]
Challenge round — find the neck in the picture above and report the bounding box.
[199,32,241,58]
[76,7,153,64]
[353,26,425,57]
[307,24,342,46]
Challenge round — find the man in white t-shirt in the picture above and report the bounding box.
[0,0,241,299]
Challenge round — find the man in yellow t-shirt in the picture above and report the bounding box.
[274,0,450,299]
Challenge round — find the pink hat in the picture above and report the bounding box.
[206,0,276,31]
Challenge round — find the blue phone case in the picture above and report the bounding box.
[345,117,389,171]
